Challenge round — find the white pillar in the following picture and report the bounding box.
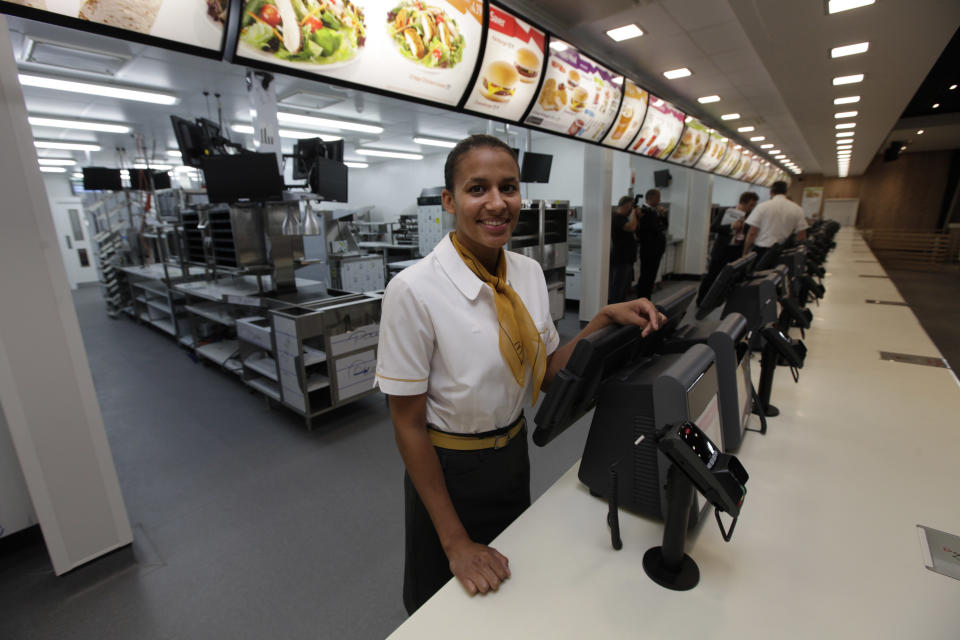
[580,145,613,322]
[0,17,132,574]
[681,171,714,275]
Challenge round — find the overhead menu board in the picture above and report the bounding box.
[524,44,623,142]
[628,95,685,160]
[694,131,727,172]
[667,116,709,166]
[728,152,752,181]
[754,163,772,186]
[462,4,545,122]
[235,0,483,107]
[601,79,648,149]
[713,141,739,176]
[743,156,763,183]
[0,0,228,52]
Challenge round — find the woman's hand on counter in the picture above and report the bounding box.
[603,298,665,337]
[445,535,511,596]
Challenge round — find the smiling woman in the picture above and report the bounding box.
[375,134,664,614]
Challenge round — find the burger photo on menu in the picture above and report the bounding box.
[239,0,366,65]
[514,47,539,83]
[569,86,588,112]
[479,60,518,103]
[387,0,465,69]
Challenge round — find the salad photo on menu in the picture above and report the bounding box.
[386,0,465,69]
[239,0,366,65]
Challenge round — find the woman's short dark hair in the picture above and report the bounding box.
[444,134,519,191]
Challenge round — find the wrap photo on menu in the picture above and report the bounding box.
[525,44,622,142]
[668,116,709,166]
[462,4,545,122]
[714,141,739,176]
[729,152,752,180]
[601,79,648,149]
[694,130,728,172]
[7,0,227,50]
[235,0,481,107]
[743,157,763,183]
[629,95,685,159]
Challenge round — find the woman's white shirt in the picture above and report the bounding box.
[376,234,560,434]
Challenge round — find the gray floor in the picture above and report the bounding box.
[2,283,696,640]
[881,265,960,372]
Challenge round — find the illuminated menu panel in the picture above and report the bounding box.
[601,79,648,149]
[524,44,623,142]
[235,0,483,107]
[1,0,228,51]
[462,4,545,121]
[627,95,685,160]
[714,141,740,176]
[694,131,728,172]
[729,152,752,180]
[743,156,763,183]
[668,116,710,166]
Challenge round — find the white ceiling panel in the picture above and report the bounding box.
[661,0,738,31]
[687,21,753,56]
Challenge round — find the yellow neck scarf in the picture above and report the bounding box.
[450,232,546,404]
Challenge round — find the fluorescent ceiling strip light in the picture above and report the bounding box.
[38,158,77,166]
[932,103,940,109]
[750,136,765,141]
[834,96,860,105]
[34,140,101,151]
[28,116,130,134]
[356,149,423,160]
[697,95,720,104]
[775,154,786,159]
[831,42,869,58]
[721,113,740,120]
[828,0,875,14]
[277,111,383,134]
[835,122,856,129]
[132,163,173,170]
[769,149,781,154]
[39,166,67,173]
[344,162,369,169]
[835,110,858,118]
[760,144,774,149]
[413,137,458,149]
[663,68,692,79]
[167,149,182,157]
[231,124,340,141]
[737,126,755,132]
[606,24,643,42]
[833,74,864,85]
[836,132,855,137]
[18,74,176,105]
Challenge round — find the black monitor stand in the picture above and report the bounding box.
[642,464,700,590]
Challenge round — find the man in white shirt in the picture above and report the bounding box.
[743,181,807,260]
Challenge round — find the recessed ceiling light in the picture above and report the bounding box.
[835,111,858,118]
[750,136,765,141]
[835,123,856,129]
[721,113,740,120]
[734,144,742,150]
[39,166,67,173]
[932,103,940,109]
[697,95,720,104]
[18,74,177,105]
[831,42,869,58]
[760,144,774,149]
[737,126,755,132]
[606,24,644,42]
[28,116,130,134]
[277,112,383,134]
[769,149,781,154]
[828,0,875,14]
[950,84,958,90]
[34,140,101,151]
[901,146,907,151]
[37,158,77,166]
[167,149,182,157]
[549,40,569,52]
[344,162,368,169]
[356,149,423,160]
[413,136,458,148]
[916,129,924,135]
[836,132,855,137]
[833,74,864,85]
[775,154,786,159]
[663,68,692,79]
[837,145,853,150]
[230,123,341,141]
[834,96,860,105]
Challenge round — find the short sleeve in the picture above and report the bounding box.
[794,210,809,233]
[744,209,761,228]
[533,266,560,356]
[375,276,434,395]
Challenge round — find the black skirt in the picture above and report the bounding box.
[402,427,531,614]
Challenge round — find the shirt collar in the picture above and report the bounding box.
[435,234,510,301]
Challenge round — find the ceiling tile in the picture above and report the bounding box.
[661,0,737,31]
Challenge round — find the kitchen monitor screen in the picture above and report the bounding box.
[520,152,552,183]
[201,153,284,203]
[82,167,122,191]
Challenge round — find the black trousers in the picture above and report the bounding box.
[403,428,531,614]
[635,239,665,300]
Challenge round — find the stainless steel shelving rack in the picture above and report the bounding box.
[508,200,569,322]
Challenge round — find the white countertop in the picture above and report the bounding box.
[388,229,960,638]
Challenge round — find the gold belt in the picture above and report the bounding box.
[427,416,526,451]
